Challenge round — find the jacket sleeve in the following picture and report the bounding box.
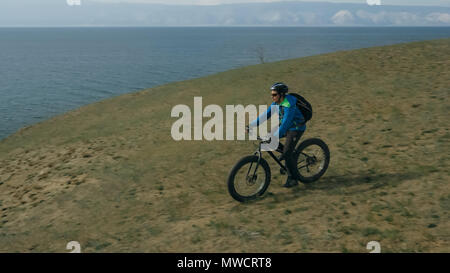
[249,103,273,128]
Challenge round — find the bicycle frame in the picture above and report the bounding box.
[253,140,287,174]
[251,139,314,177]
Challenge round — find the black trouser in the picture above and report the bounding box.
[277,130,304,179]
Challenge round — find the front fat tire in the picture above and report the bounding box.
[227,155,271,202]
[294,138,330,184]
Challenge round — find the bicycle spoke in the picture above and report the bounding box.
[297,153,307,166]
[297,159,306,165]
[297,144,327,178]
[246,162,254,177]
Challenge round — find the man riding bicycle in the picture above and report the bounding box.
[247,82,306,188]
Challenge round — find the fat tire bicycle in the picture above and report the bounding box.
[227,136,330,202]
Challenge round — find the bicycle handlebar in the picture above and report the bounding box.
[248,126,271,143]
[257,136,272,144]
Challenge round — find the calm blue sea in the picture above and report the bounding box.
[1,27,449,140]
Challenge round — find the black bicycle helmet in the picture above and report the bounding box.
[270,82,289,94]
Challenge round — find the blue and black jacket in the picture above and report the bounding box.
[249,94,306,138]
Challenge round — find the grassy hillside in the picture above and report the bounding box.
[0,38,449,253]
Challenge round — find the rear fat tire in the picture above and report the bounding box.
[294,138,330,184]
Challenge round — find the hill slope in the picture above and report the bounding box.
[0,39,449,252]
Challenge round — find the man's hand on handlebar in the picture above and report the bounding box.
[247,125,272,143]
[260,135,271,143]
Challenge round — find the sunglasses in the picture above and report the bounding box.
[271,93,279,97]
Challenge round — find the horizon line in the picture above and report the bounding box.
[1,25,450,28]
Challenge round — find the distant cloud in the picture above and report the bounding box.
[426,12,450,23]
[356,10,422,25]
[299,12,318,25]
[356,10,387,24]
[331,10,354,25]
[223,18,236,25]
[391,12,419,25]
[265,12,282,23]
[366,0,381,6]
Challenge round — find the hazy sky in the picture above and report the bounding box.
[2,0,449,6]
[88,0,450,6]
[2,0,449,26]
